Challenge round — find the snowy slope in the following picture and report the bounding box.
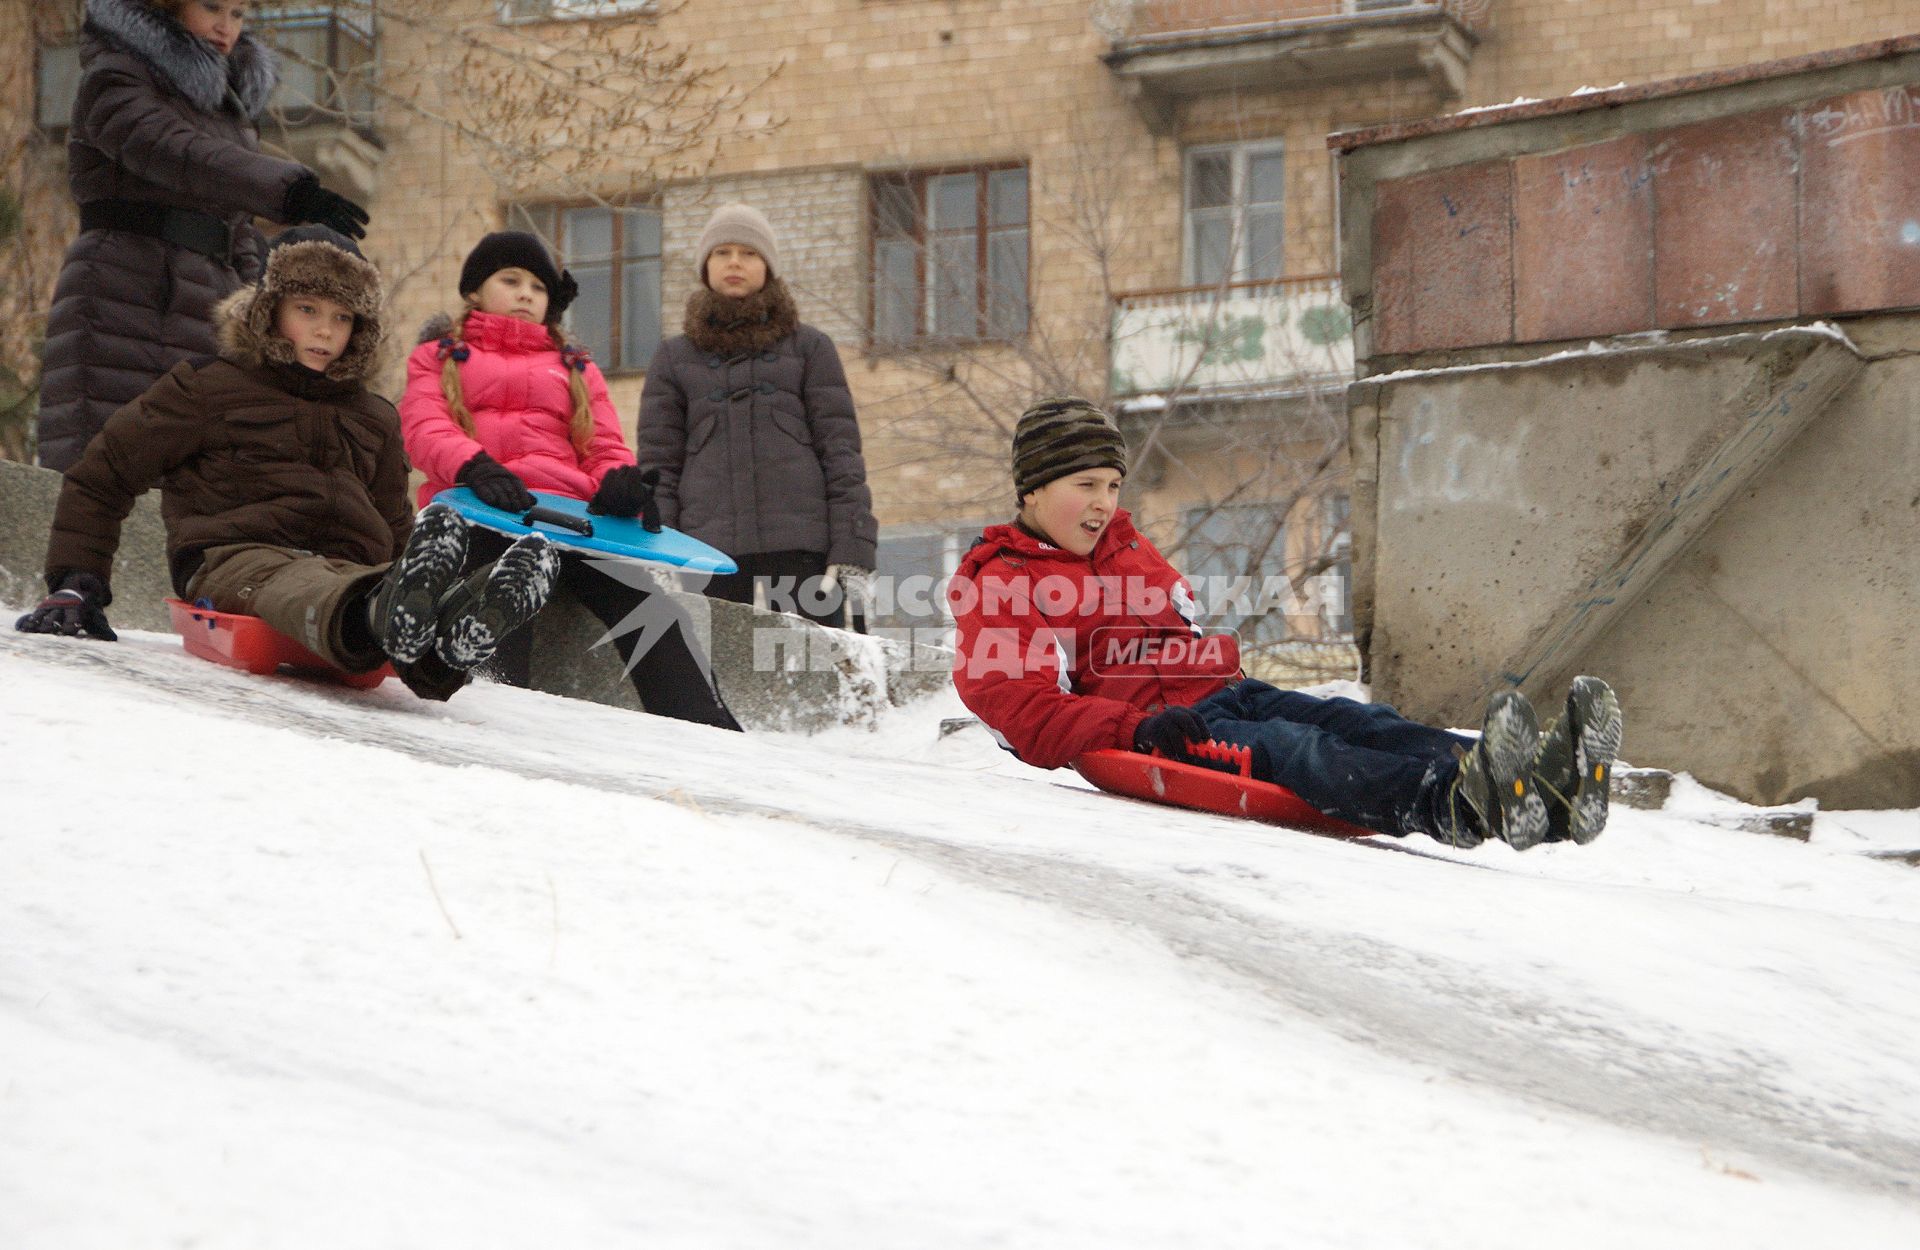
[4,626,1920,1249]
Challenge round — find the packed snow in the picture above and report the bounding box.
[4,621,1919,1248]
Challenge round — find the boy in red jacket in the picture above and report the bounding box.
[948,397,1623,850]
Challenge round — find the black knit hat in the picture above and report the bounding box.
[1012,396,1128,499]
[458,231,579,323]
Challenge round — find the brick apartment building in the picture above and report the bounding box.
[6,0,1913,662]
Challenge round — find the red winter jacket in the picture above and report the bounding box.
[948,511,1242,769]
[399,310,635,508]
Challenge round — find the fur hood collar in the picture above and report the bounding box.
[217,238,387,382]
[684,276,800,356]
[413,309,583,355]
[84,0,279,118]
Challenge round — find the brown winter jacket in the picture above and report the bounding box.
[36,0,313,472]
[636,279,878,568]
[44,239,409,603]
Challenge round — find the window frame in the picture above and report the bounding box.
[1182,140,1287,287]
[868,162,1031,348]
[505,200,664,375]
[255,5,379,137]
[35,40,81,134]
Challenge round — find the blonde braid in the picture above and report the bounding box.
[437,309,477,438]
[552,325,594,454]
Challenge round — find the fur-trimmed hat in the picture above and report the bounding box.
[458,231,577,324]
[696,204,779,286]
[216,227,386,382]
[1012,396,1129,500]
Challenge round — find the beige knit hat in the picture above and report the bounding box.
[696,204,780,286]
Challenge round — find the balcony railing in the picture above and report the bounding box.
[1100,0,1491,40]
[1098,1,1484,126]
[1109,274,1354,398]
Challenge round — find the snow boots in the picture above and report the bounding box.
[370,503,470,664]
[431,535,561,670]
[369,502,560,672]
[1532,676,1623,845]
[1442,689,1549,850]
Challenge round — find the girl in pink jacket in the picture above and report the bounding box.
[400,231,739,729]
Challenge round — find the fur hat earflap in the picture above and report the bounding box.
[218,228,387,381]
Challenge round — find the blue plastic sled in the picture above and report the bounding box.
[435,488,738,575]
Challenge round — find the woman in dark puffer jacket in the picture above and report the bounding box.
[36,0,368,472]
[636,204,878,627]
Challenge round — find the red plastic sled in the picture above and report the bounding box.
[1072,740,1374,839]
[166,598,392,689]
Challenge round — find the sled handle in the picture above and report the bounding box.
[1184,739,1255,778]
[519,505,594,538]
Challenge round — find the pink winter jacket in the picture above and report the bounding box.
[399,309,635,508]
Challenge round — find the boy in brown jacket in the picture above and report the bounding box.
[16,226,559,701]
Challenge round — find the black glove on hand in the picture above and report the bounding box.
[1132,706,1207,759]
[457,451,537,512]
[283,176,369,240]
[588,465,661,531]
[15,571,117,641]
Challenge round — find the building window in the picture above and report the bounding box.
[507,203,662,372]
[1184,142,1285,285]
[256,5,378,136]
[872,523,994,630]
[498,0,656,22]
[1181,495,1351,644]
[36,42,81,132]
[871,165,1029,345]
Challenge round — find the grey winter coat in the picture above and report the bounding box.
[36,0,312,472]
[637,279,878,569]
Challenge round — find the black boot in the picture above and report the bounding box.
[1441,690,1548,850]
[369,504,470,665]
[1532,676,1623,844]
[433,534,562,671]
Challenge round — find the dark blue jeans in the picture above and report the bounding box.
[1191,679,1471,837]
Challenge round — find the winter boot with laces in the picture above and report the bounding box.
[369,503,470,665]
[1532,676,1623,845]
[1443,689,1548,850]
[432,533,561,671]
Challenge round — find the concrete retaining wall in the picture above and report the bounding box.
[1336,41,1920,807]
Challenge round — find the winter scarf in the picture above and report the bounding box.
[683,276,801,356]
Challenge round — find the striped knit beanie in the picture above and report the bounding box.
[1012,396,1129,499]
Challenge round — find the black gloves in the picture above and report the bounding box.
[1133,706,1207,759]
[15,571,116,641]
[588,465,661,531]
[283,176,369,240]
[457,451,536,512]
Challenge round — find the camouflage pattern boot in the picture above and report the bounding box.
[1443,689,1548,850]
[1531,676,1623,845]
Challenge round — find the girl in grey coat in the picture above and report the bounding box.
[36,0,368,472]
[636,204,878,627]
